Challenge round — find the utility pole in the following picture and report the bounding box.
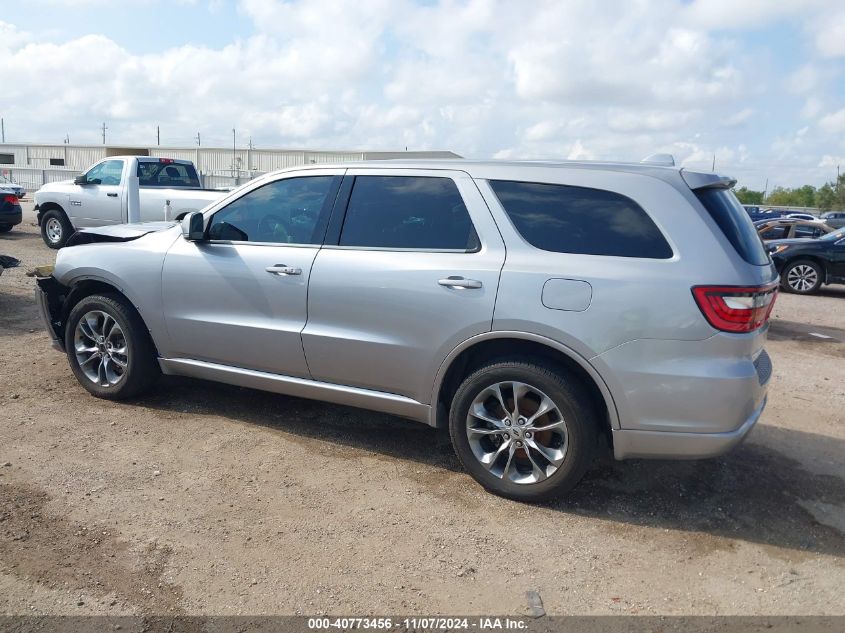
[711,154,716,171]
[195,132,201,147]
[1,118,4,143]
[248,137,254,150]
[64,134,69,144]
[232,128,238,181]
[156,125,160,146]
[101,122,108,145]
[763,178,768,202]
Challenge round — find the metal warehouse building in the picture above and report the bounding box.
[0,143,462,191]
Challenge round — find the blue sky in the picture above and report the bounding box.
[2,0,844,189]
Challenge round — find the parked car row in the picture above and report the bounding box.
[754,218,833,240]
[767,227,845,294]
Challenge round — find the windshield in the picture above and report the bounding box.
[820,227,845,241]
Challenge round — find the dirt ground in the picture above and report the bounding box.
[1,202,843,617]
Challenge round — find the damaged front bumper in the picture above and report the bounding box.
[35,275,67,353]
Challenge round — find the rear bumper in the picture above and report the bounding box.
[611,394,766,459]
[0,208,22,226]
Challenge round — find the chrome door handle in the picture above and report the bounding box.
[438,276,482,289]
[265,264,302,276]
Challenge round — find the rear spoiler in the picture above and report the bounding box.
[681,169,736,190]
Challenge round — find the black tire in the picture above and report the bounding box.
[0,224,13,233]
[449,358,598,502]
[64,293,160,400]
[40,208,73,249]
[781,259,823,294]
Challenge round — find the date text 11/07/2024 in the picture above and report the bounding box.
[307,617,529,630]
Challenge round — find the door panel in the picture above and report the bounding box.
[69,159,125,227]
[161,239,317,377]
[302,170,505,403]
[160,170,343,377]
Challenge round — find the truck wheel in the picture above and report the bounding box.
[40,209,73,249]
[0,224,12,233]
[65,293,160,400]
[781,259,823,294]
[449,359,598,502]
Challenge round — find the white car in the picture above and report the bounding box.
[33,156,227,248]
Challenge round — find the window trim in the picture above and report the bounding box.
[326,174,481,253]
[204,173,342,248]
[487,178,675,260]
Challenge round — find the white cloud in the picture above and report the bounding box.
[819,109,845,134]
[0,1,843,187]
[810,7,845,58]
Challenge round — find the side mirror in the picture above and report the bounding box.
[181,211,205,241]
[73,175,88,185]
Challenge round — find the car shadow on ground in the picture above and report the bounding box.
[136,376,845,559]
[0,229,41,242]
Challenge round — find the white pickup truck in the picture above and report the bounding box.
[34,156,227,248]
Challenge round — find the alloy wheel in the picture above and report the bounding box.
[465,381,568,485]
[73,310,128,386]
[787,264,818,292]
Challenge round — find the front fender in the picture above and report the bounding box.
[51,229,180,356]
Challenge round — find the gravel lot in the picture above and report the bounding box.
[1,202,843,616]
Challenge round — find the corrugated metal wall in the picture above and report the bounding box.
[0,143,460,189]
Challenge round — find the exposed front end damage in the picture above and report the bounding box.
[36,275,70,352]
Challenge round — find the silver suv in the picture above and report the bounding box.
[37,160,778,501]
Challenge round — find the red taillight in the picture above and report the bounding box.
[3,195,17,204]
[692,283,778,333]
[159,158,175,164]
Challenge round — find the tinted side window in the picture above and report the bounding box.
[207,176,338,245]
[489,180,672,258]
[760,226,788,240]
[137,162,200,188]
[695,188,770,266]
[339,176,479,250]
[792,225,816,238]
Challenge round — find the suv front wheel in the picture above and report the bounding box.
[449,359,598,502]
[65,293,160,399]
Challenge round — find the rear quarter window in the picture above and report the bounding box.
[137,162,201,188]
[695,188,770,266]
[489,180,673,259]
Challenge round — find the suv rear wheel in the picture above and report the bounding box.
[65,293,160,399]
[782,259,823,294]
[449,359,598,502]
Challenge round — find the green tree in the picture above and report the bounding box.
[766,186,793,206]
[817,183,835,212]
[795,184,816,208]
[836,174,845,210]
[734,186,764,204]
